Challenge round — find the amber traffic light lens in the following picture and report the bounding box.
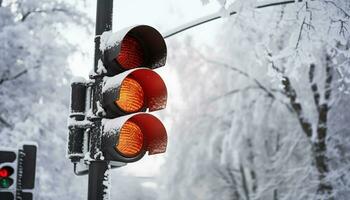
[116,121,144,157]
[115,77,144,113]
[117,35,144,69]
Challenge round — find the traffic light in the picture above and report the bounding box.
[0,144,37,200]
[0,150,17,198]
[99,25,168,163]
[68,25,168,166]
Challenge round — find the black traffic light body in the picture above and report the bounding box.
[68,24,168,166]
[67,2,170,199]
[0,144,37,200]
[101,25,167,75]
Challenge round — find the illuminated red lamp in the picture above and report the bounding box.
[116,35,145,70]
[0,168,10,178]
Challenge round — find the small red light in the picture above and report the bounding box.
[116,35,144,69]
[0,168,9,178]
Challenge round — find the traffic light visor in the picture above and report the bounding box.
[102,25,167,73]
[103,113,167,157]
[103,68,167,116]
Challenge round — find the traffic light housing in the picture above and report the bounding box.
[68,25,168,167]
[100,25,166,75]
[0,144,37,200]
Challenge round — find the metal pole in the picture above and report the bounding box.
[87,161,109,200]
[88,0,113,200]
[163,0,305,39]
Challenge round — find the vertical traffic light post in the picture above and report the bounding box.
[68,0,168,200]
[88,0,114,200]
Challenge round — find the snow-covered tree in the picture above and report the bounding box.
[0,0,90,199]
[158,0,350,200]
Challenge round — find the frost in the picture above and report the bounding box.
[70,76,87,84]
[96,101,106,116]
[103,166,111,200]
[93,149,105,160]
[67,118,92,127]
[96,59,107,75]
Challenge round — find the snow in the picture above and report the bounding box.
[70,76,87,84]
[96,101,106,116]
[99,31,120,51]
[96,59,107,75]
[103,165,111,200]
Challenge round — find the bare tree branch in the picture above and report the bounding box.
[0,116,12,128]
[296,17,306,49]
[0,64,40,85]
[0,69,28,85]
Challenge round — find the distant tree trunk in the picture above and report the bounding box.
[278,53,334,199]
[312,54,333,198]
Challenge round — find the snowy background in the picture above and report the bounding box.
[1,0,350,199]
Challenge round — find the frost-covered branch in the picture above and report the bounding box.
[0,69,28,85]
[197,51,276,100]
[281,76,312,137]
[239,163,250,200]
[214,164,241,199]
[296,17,306,49]
[21,8,70,21]
[0,116,12,128]
[324,0,350,19]
[209,86,261,102]
[309,63,320,110]
[267,50,313,138]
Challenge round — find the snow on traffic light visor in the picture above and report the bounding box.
[102,68,167,117]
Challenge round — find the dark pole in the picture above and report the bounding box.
[88,0,113,200]
[163,0,305,39]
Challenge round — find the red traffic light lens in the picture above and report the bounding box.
[116,121,144,157]
[0,167,11,178]
[117,35,144,69]
[115,77,144,113]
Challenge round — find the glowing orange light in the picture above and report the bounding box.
[116,121,144,157]
[117,35,144,69]
[115,77,144,113]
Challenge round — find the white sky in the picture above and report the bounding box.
[68,0,224,179]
